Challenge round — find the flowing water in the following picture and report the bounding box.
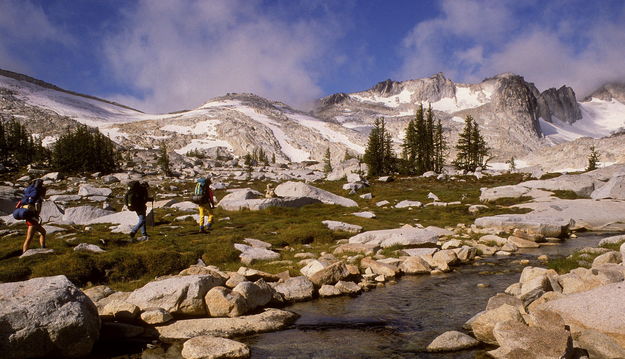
[95,233,610,358]
[241,233,607,359]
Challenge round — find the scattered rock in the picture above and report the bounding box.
[399,256,432,274]
[78,184,112,197]
[322,220,363,233]
[234,244,280,265]
[395,200,422,208]
[73,243,106,253]
[126,274,225,316]
[205,287,248,318]
[272,276,315,302]
[274,181,358,207]
[20,248,55,258]
[140,308,173,325]
[469,304,525,345]
[489,320,573,359]
[352,211,376,219]
[181,335,250,359]
[100,299,140,321]
[156,308,299,341]
[426,330,480,352]
[349,225,452,248]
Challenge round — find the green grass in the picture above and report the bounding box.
[551,190,582,200]
[0,173,533,290]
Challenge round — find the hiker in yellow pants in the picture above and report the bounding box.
[194,177,216,233]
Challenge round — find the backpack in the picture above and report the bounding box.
[22,180,44,206]
[125,181,147,210]
[191,178,208,204]
[13,207,36,221]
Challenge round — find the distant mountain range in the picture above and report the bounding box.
[1,68,624,172]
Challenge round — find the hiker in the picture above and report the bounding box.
[125,181,152,241]
[192,177,215,233]
[265,183,276,198]
[13,179,47,253]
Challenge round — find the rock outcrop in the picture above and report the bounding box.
[0,275,100,359]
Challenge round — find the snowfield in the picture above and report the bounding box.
[540,98,625,144]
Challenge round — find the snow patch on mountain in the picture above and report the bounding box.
[160,120,220,136]
[233,104,310,162]
[285,112,365,153]
[429,86,491,112]
[175,139,233,155]
[539,98,625,144]
[0,74,144,125]
[350,88,413,108]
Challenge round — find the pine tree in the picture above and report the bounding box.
[363,118,395,176]
[505,157,516,172]
[586,145,600,171]
[323,147,332,173]
[157,142,171,176]
[401,115,418,174]
[51,125,118,174]
[424,104,435,171]
[433,118,447,173]
[453,116,489,172]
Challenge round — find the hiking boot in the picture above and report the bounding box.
[199,226,206,233]
[137,235,150,242]
[129,231,136,240]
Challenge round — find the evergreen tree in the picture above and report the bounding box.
[505,157,517,172]
[363,118,395,176]
[586,145,600,171]
[0,118,49,169]
[157,142,172,176]
[453,116,488,172]
[51,125,117,174]
[401,104,446,174]
[432,118,447,173]
[424,104,435,171]
[243,153,253,167]
[323,147,332,173]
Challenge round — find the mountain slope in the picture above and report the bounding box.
[1,68,624,169]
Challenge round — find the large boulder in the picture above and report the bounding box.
[474,214,572,238]
[361,257,398,277]
[156,309,298,341]
[399,256,432,274]
[233,244,280,265]
[426,331,480,352]
[218,197,321,211]
[87,209,154,233]
[469,304,525,345]
[538,282,625,347]
[480,185,530,202]
[307,261,350,287]
[516,199,625,231]
[78,184,112,197]
[218,189,263,204]
[591,174,625,200]
[348,225,452,248]
[0,275,100,359]
[573,329,625,359]
[62,206,115,225]
[126,275,225,316]
[488,320,573,359]
[232,280,273,310]
[520,174,595,197]
[39,200,65,223]
[274,181,357,207]
[181,335,250,359]
[204,287,248,318]
[271,276,314,302]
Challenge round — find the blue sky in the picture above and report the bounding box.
[1,0,624,113]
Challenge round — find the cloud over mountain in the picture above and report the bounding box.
[103,0,344,113]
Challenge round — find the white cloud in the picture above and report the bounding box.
[397,0,625,97]
[0,0,73,72]
[103,0,343,113]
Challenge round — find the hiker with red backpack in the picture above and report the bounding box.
[13,179,47,253]
[192,177,215,233]
[125,181,153,241]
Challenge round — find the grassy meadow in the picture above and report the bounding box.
[0,173,534,291]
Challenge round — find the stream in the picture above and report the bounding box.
[97,232,610,358]
[240,233,607,359]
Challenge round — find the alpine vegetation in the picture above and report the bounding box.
[452,115,489,172]
[363,118,396,176]
[51,125,118,175]
[400,104,447,175]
